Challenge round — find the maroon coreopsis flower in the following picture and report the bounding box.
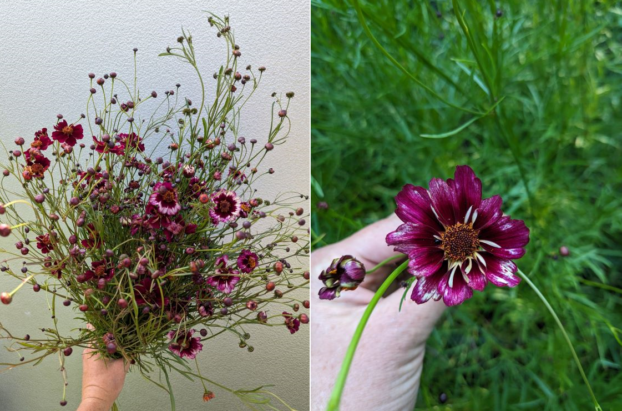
[149,182,181,216]
[117,132,144,152]
[134,277,170,307]
[196,289,214,318]
[52,120,83,147]
[318,255,366,300]
[83,259,115,287]
[238,202,252,218]
[237,249,259,273]
[206,255,240,294]
[282,311,300,334]
[167,329,203,359]
[186,177,205,198]
[228,166,247,184]
[31,128,52,151]
[81,223,102,249]
[128,214,146,235]
[36,234,54,254]
[162,216,196,242]
[210,190,241,224]
[50,260,66,279]
[22,152,51,180]
[92,136,124,155]
[386,165,530,306]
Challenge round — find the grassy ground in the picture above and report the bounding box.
[311,0,622,410]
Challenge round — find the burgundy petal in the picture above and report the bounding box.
[482,253,520,287]
[406,247,444,277]
[319,287,338,300]
[428,178,456,227]
[473,195,503,231]
[461,260,487,291]
[410,272,443,304]
[395,184,443,230]
[386,223,439,254]
[438,267,473,306]
[449,165,482,222]
[480,215,530,255]
[340,258,366,283]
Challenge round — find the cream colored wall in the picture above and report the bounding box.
[0,1,310,410]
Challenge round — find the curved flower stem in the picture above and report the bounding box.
[327,260,409,411]
[365,254,404,274]
[516,269,602,411]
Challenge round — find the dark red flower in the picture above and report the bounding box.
[83,259,115,287]
[50,260,66,279]
[210,190,241,224]
[52,120,83,147]
[148,182,181,216]
[31,128,52,151]
[206,255,240,294]
[81,223,102,249]
[22,152,51,180]
[167,329,203,359]
[196,289,214,318]
[237,250,259,273]
[283,311,300,334]
[92,136,124,155]
[228,166,247,184]
[36,233,53,254]
[134,277,169,307]
[186,177,205,198]
[118,132,144,152]
[386,165,530,306]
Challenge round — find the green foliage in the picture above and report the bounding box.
[312,0,622,409]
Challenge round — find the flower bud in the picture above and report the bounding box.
[0,224,11,237]
[318,255,366,300]
[1,292,12,305]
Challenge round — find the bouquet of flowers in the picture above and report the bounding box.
[0,14,309,410]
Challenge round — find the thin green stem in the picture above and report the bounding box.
[516,268,601,411]
[327,260,409,411]
[365,254,404,274]
[352,0,484,116]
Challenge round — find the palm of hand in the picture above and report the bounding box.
[311,215,446,411]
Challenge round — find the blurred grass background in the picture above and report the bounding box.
[311,0,622,409]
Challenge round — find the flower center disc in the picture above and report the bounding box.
[62,125,73,136]
[219,200,231,213]
[163,191,176,202]
[441,223,479,262]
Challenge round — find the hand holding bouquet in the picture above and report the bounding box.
[0,14,309,410]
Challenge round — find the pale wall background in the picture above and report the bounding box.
[0,1,310,410]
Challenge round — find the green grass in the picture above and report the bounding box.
[311,0,622,409]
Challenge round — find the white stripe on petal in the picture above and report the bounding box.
[471,210,478,224]
[480,239,501,248]
[464,206,473,224]
[430,205,441,222]
[465,258,473,274]
[461,268,470,284]
[475,252,487,267]
[448,264,458,288]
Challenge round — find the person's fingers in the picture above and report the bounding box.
[339,214,402,265]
